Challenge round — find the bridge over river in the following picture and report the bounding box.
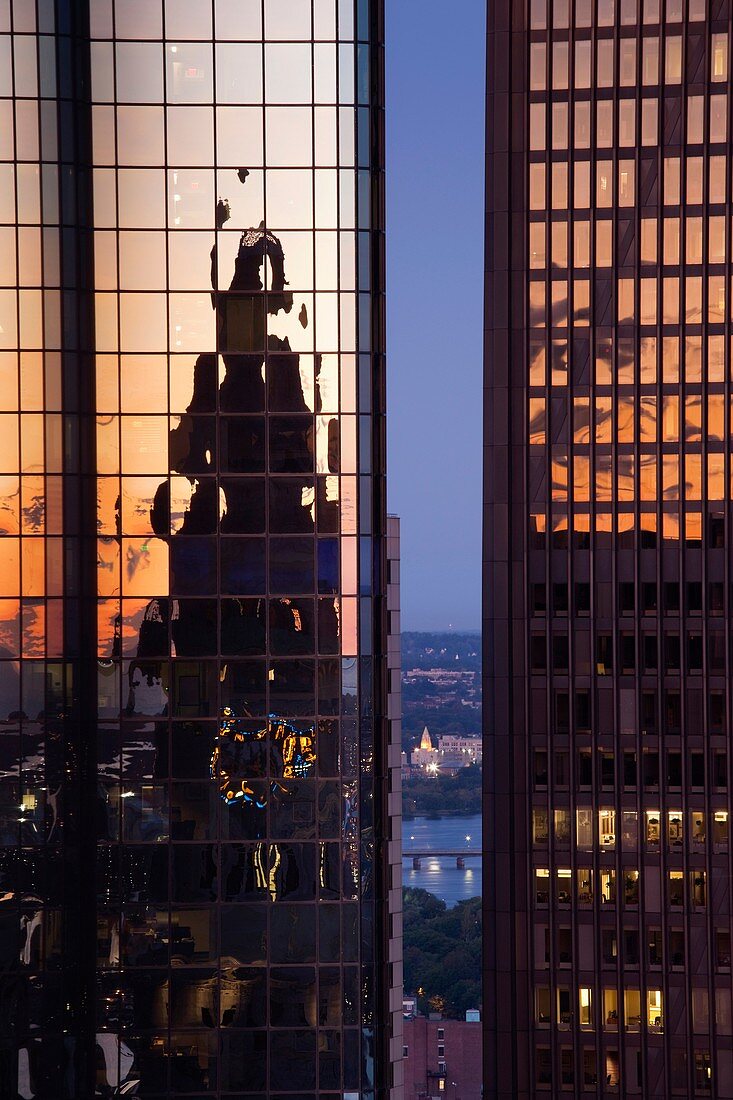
[401,814,482,904]
[402,849,481,869]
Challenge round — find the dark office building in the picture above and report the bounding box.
[0,1,396,1097]
[485,1,733,1097]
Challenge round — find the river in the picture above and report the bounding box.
[401,813,482,907]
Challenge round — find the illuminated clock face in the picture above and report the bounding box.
[212,707,316,807]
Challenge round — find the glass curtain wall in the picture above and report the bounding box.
[0,0,387,1097]
[0,1,97,1096]
[91,0,382,1096]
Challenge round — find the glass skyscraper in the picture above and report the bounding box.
[0,2,396,1097]
[485,0,733,1096]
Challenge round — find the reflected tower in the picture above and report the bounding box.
[485,1,733,1097]
[0,1,396,1097]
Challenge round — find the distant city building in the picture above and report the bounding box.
[408,729,481,776]
[403,667,480,712]
[402,1016,482,1100]
[404,669,478,687]
[436,735,483,768]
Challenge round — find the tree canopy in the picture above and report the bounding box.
[402,887,482,1018]
[403,763,482,817]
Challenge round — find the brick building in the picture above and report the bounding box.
[402,1016,483,1100]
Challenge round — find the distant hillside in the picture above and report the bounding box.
[400,632,482,744]
[401,631,481,671]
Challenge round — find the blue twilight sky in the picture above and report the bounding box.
[385,0,486,632]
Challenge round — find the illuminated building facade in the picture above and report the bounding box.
[0,1,394,1096]
[410,726,438,772]
[485,1,733,1096]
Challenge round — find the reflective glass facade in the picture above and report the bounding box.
[486,1,733,1097]
[0,1,392,1097]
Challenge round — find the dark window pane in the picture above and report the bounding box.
[270,538,314,594]
[270,782,316,840]
[219,354,266,413]
[269,967,316,1026]
[317,719,339,777]
[269,1030,316,1090]
[317,598,339,655]
[220,538,266,594]
[220,297,266,353]
[269,597,315,655]
[268,351,311,412]
[220,905,267,965]
[269,659,315,717]
[172,599,218,657]
[269,479,316,532]
[221,844,270,901]
[220,478,266,533]
[317,539,339,594]
[171,722,216,779]
[270,904,316,963]
[171,537,217,595]
[171,844,218,902]
[171,660,217,717]
[219,416,266,472]
[173,477,218,534]
[219,660,267,715]
[220,1032,266,1091]
[171,416,217,474]
[269,416,314,473]
[221,598,267,655]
